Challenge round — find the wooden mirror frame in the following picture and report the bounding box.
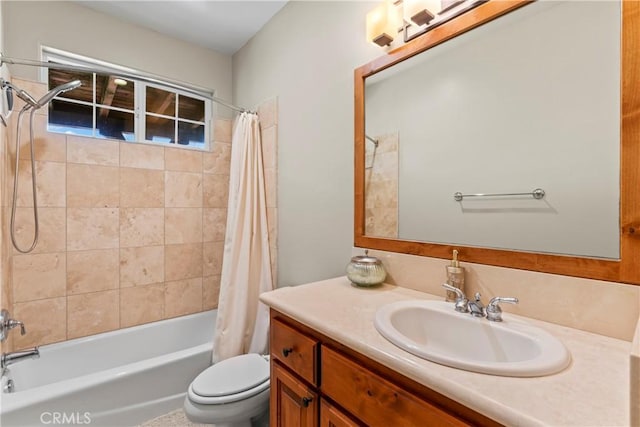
[354,0,640,285]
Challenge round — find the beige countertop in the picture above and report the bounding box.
[260,277,632,427]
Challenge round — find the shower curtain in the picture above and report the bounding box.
[212,112,274,363]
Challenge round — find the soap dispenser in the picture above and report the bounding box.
[445,249,465,302]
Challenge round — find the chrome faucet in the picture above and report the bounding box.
[468,293,485,317]
[0,309,26,341]
[1,347,39,369]
[441,285,518,322]
[441,283,468,313]
[486,296,519,322]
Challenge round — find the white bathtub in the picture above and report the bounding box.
[0,310,216,427]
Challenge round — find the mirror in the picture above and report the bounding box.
[354,0,640,284]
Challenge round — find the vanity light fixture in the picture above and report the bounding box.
[403,0,439,27]
[367,0,485,47]
[366,0,400,47]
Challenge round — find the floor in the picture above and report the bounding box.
[139,410,209,427]
[140,409,270,427]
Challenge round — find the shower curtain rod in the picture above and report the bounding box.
[0,54,254,114]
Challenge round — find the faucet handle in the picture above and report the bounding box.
[7,319,26,335]
[442,283,468,313]
[1,309,26,341]
[486,297,519,322]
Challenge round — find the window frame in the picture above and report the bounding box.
[41,46,213,150]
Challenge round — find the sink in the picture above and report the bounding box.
[374,299,571,377]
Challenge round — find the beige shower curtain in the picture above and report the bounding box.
[212,112,273,363]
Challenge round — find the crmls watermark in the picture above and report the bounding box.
[40,412,92,425]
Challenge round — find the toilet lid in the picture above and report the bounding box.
[192,353,270,398]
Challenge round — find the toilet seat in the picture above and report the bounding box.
[188,353,270,405]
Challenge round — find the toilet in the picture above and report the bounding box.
[184,353,270,427]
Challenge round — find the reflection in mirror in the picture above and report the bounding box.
[365,132,399,238]
[364,1,620,259]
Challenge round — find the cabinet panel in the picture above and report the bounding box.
[272,318,319,385]
[271,361,319,427]
[320,400,362,427]
[321,346,469,427]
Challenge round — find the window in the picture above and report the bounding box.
[43,48,212,150]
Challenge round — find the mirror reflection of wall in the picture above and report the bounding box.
[365,132,399,239]
[365,1,620,259]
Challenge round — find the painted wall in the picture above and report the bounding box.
[2,1,233,110]
[233,1,379,287]
[233,1,639,343]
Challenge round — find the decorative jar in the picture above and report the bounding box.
[346,250,387,287]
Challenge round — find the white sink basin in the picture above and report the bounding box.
[374,300,571,377]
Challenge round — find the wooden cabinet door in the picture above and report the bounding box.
[271,362,319,427]
[320,400,361,427]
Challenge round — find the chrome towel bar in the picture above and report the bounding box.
[454,188,545,201]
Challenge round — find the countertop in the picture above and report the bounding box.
[260,277,631,427]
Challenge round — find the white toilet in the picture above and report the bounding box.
[184,353,270,427]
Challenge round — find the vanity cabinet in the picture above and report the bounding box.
[269,309,502,427]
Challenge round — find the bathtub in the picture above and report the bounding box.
[0,310,216,427]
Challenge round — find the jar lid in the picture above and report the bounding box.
[350,250,382,265]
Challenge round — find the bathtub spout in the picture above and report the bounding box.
[1,347,39,369]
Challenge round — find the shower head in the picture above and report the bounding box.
[35,80,81,108]
[1,80,38,108]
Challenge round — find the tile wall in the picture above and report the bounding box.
[365,132,398,238]
[258,99,278,285]
[1,78,278,351]
[359,248,640,341]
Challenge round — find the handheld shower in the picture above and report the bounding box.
[35,79,81,108]
[1,80,38,108]
[8,78,81,253]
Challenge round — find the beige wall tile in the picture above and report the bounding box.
[270,240,278,287]
[16,160,66,207]
[67,163,119,208]
[67,249,119,295]
[67,290,119,339]
[165,147,202,172]
[10,78,47,100]
[165,208,203,244]
[203,142,231,175]
[165,277,203,318]
[120,142,164,170]
[119,208,164,247]
[213,119,232,144]
[67,208,119,250]
[165,243,203,281]
[203,174,229,208]
[12,207,66,254]
[13,252,66,302]
[120,168,164,208]
[203,275,221,310]
[120,284,164,328]
[120,246,164,287]
[67,136,119,166]
[165,171,203,207]
[261,125,277,169]
[258,98,278,128]
[203,208,227,242]
[15,114,66,162]
[267,207,277,248]
[12,297,66,349]
[265,168,277,208]
[203,241,224,277]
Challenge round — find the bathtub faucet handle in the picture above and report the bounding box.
[8,319,26,335]
[0,309,26,342]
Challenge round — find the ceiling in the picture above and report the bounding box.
[76,1,288,55]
